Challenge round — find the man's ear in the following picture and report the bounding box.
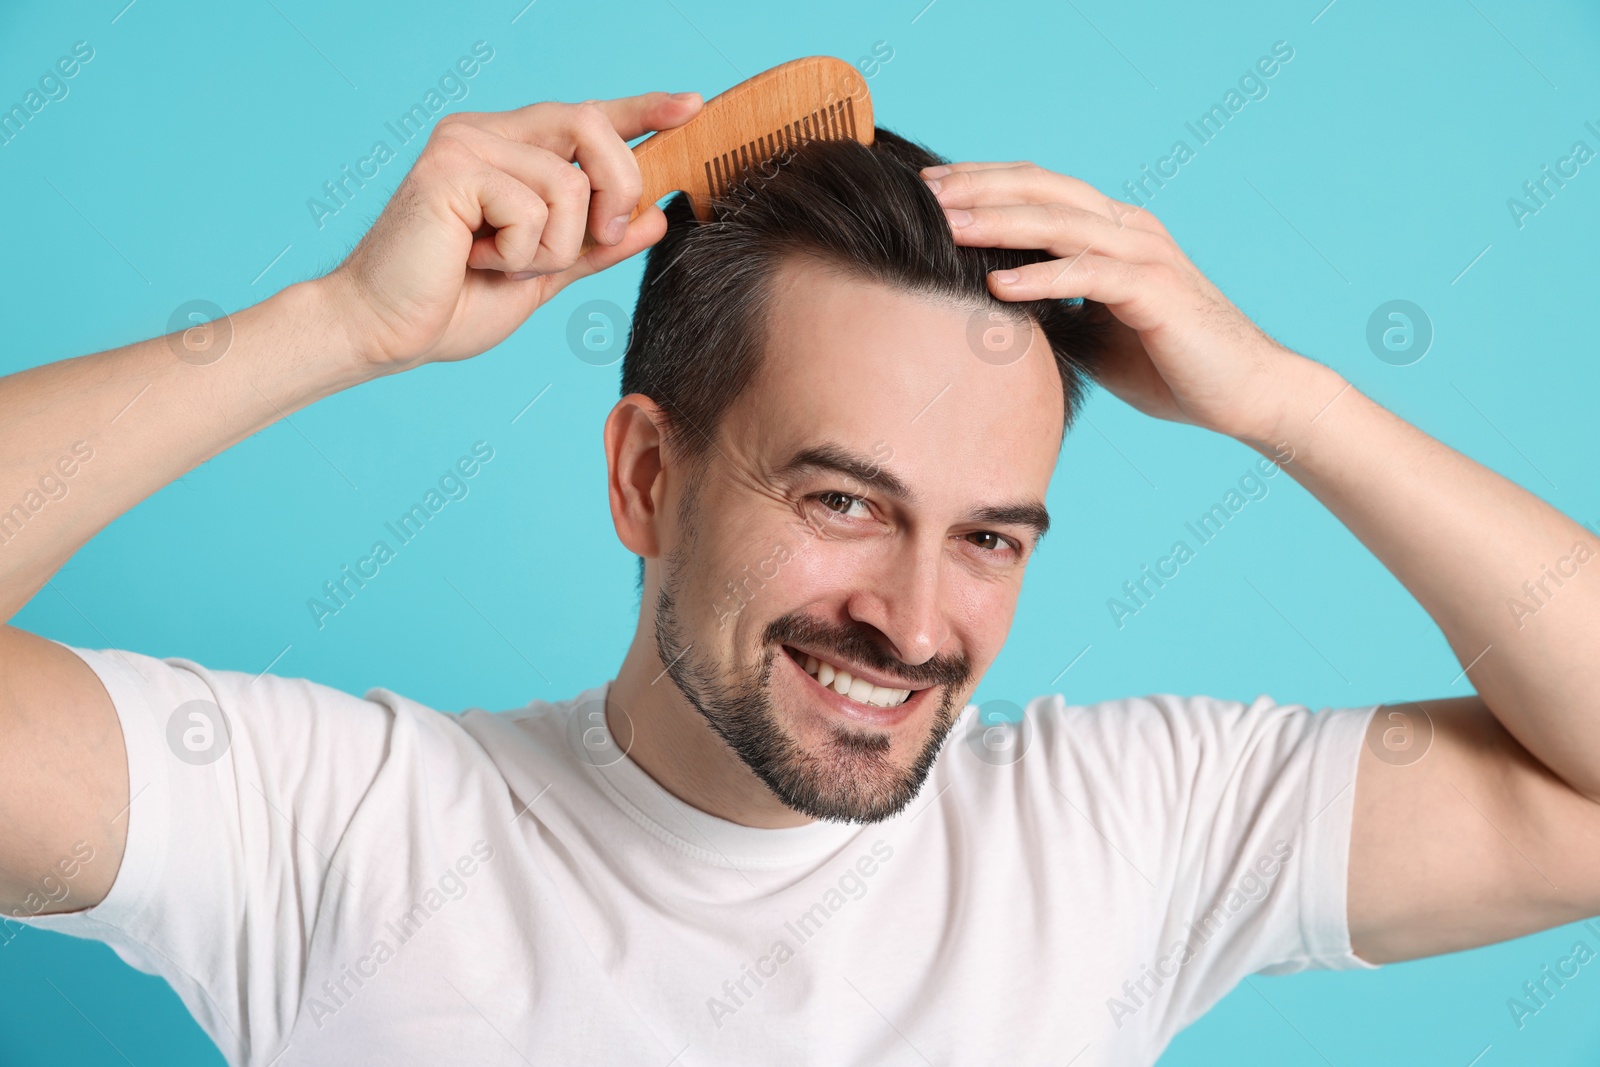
[604,394,670,560]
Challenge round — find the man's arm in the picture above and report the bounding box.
[0,283,360,914]
[0,92,703,916]
[919,160,1600,963]
[1248,359,1600,963]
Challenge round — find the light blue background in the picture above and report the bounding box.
[3,0,1599,1063]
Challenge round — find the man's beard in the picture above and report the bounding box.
[651,542,972,824]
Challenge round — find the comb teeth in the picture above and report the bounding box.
[703,95,859,203]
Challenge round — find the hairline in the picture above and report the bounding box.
[661,248,1071,465]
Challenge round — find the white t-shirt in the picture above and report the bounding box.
[20,642,1380,1066]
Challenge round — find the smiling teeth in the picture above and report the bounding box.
[800,653,911,708]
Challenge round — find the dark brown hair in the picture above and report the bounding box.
[620,126,1111,588]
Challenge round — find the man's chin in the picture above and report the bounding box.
[758,694,958,824]
[778,704,928,775]
[759,746,928,824]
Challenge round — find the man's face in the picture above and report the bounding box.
[652,255,1065,823]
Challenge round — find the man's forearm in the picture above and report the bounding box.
[1246,356,1600,799]
[0,278,367,622]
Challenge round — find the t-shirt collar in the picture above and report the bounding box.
[578,679,870,871]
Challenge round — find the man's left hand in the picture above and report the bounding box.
[921,161,1311,446]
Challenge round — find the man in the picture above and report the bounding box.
[1,90,1597,1066]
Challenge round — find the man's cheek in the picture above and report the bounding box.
[700,529,786,629]
[779,539,859,598]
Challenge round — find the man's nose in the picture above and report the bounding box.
[845,536,951,668]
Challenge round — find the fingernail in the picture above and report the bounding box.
[508,271,541,280]
[605,214,629,243]
[923,177,942,194]
[922,165,951,178]
[669,91,700,100]
[993,269,1020,284]
[946,208,973,227]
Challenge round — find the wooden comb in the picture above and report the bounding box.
[578,55,875,252]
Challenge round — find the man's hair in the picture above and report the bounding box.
[619,126,1111,590]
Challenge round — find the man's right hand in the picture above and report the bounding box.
[0,89,702,917]
[320,91,704,375]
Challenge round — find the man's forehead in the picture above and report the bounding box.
[730,256,1066,492]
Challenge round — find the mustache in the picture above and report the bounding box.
[763,611,971,691]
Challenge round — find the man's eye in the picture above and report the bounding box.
[967,531,1015,554]
[816,491,868,518]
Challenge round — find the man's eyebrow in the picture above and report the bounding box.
[970,502,1051,542]
[775,443,914,501]
[773,443,1051,543]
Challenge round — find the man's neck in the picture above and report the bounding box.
[606,623,816,830]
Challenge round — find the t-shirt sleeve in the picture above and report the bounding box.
[13,641,402,1063]
[1037,690,1383,1032]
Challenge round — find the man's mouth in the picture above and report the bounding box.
[781,644,921,710]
